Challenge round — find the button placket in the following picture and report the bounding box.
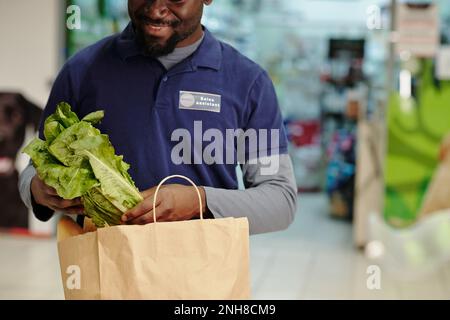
[154,74,170,109]
[155,62,196,110]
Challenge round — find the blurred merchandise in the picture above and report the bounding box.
[320,38,370,220]
[290,145,323,192]
[395,2,440,58]
[286,120,321,148]
[384,60,450,227]
[325,128,357,220]
[66,0,129,58]
[286,120,323,191]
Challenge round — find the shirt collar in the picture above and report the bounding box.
[116,22,222,71]
[116,22,142,60]
[190,27,222,71]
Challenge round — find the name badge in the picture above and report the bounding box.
[179,91,221,113]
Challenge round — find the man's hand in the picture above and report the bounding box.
[122,184,206,225]
[31,174,84,214]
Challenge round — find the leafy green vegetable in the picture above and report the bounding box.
[48,121,100,167]
[83,187,123,227]
[43,102,80,143]
[23,102,143,227]
[81,110,104,125]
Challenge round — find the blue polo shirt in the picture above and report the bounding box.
[39,24,288,191]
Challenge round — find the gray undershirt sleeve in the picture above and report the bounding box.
[203,154,298,235]
[18,161,35,211]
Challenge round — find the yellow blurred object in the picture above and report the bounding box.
[346,99,360,120]
[57,216,83,242]
[330,192,349,219]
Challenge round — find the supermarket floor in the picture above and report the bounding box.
[0,193,449,300]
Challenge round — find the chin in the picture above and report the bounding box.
[143,40,177,57]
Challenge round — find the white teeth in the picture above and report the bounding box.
[145,22,165,29]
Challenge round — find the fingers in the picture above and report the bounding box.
[47,196,84,213]
[127,204,174,225]
[63,206,85,215]
[122,196,161,223]
[44,185,58,196]
[48,197,82,209]
[128,211,155,225]
[47,204,84,214]
[72,197,83,206]
[32,175,83,213]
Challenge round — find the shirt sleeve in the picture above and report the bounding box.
[37,63,78,138]
[241,70,288,161]
[203,154,298,235]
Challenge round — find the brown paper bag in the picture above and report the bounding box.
[57,175,251,300]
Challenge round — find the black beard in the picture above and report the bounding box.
[136,31,180,57]
[134,23,199,58]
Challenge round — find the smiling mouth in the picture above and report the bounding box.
[140,16,175,29]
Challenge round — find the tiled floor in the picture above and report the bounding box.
[0,193,449,299]
[250,194,450,300]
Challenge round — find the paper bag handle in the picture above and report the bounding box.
[153,175,203,222]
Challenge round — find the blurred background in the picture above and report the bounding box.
[1,0,450,299]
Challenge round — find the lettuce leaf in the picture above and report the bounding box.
[48,121,100,167]
[44,102,80,143]
[81,110,104,125]
[83,187,123,227]
[23,137,98,199]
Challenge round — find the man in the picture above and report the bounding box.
[19,0,297,234]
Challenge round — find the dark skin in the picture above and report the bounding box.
[31,176,84,214]
[129,0,212,57]
[32,0,211,222]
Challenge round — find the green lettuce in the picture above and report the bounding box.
[23,102,143,227]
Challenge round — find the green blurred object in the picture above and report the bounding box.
[65,0,129,58]
[385,59,450,227]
